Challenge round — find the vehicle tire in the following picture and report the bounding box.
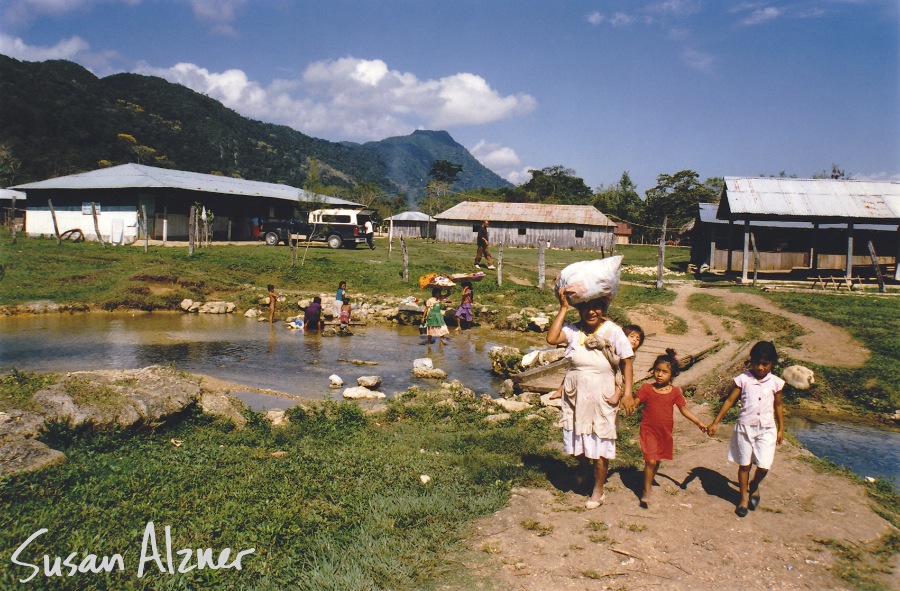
[264,232,280,246]
[327,234,343,249]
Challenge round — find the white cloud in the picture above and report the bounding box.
[610,12,635,26]
[586,11,605,25]
[681,48,716,73]
[188,0,246,36]
[135,57,537,141]
[740,6,783,25]
[469,140,533,185]
[0,33,90,61]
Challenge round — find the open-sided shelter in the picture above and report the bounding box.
[434,201,617,251]
[695,178,900,281]
[13,163,358,244]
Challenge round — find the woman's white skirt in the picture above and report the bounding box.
[562,429,616,460]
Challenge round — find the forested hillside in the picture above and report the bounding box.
[0,55,510,199]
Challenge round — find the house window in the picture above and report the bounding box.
[575,229,585,238]
[518,228,527,236]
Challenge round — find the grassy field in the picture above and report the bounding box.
[0,231,689,315]
[0,377,643,591]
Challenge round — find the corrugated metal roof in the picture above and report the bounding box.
[718,177,900,221]
[12,163,359,206]
[0,188,26,201]
[698,202,897,231]
[385,211,435,222]
[435,201,615,226]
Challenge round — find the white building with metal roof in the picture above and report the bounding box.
[434,201,617,251]
[13,163,358,243]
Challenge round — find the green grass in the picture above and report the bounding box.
[0,390,560,590]
[0,369,56,412]
[767,293,900,412]
[0,232,690,313]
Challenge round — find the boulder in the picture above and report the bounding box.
[199,392,247,428]
[528,315,550,332]
[0,440,66,476]
[199,301,230,314]
[411,367,448,379]
[357,376,383,389]
[488,346,524,376]
[265,409,289,428]
[493,398,533,413]
[328,374,344,387]
[413,358,434,370]
[180,298,194,311]
[540,392,563,408]
[342,386,386,400]
[244,308,260,318]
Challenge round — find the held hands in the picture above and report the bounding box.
[705,422,718,437]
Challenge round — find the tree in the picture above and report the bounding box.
[642,170,717,242]
[304,158,325,195]
[521,165,593,204]
[593,171,644,223]
[428,159,463,184]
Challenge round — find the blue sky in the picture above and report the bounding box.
[1,0,898,194]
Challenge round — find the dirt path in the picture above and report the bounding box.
[448,284,892,590]
[459,403,897,591]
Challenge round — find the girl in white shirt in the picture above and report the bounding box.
[707,341,785,517]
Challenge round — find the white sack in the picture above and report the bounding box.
[554,255,623,305]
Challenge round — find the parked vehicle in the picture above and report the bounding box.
[260,208,375,249]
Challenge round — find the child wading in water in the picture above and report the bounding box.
[706,341,785,517]
[633,350,706,507]
[454,281,474,331]
[267,284,277,324]
[339,297,352,331]
[423,288,451,346]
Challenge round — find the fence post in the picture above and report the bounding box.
[497,243,503,287]
[750,232,760,286]
[91,202,106,248]
[656,217,667,289]
[188,205,195,255]
[9,195,16,243]
[538,237,545,289]
[142,205,149,253]
[48,199,61,245]
[401,235,409,282]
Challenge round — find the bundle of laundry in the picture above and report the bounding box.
[554,255,623,305]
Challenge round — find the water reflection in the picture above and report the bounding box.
[785,414,900,487]
[0,312,543,399]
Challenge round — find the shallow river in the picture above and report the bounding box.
[1,313,897,486]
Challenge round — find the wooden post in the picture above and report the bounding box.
[845,223,854,282]
[388,218,393,258]
[726,220,734,273]
[9,195,16,243]
[867,241,886,293]
[142,205,149,253]
[497,243,503,287]
[750,232,760,286]
[895,230,900,282]
[400,235,409,282]
[162,218,168,244]
[741,220,750,283]
[91,202,106,248]
[538,237,545,289]
[291,234,297,268]
[656,216,667,289]
[48,199,61,245]
[188,205,195,255]
[811,222,820,271]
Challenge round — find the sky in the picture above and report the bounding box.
[1,0,898,194]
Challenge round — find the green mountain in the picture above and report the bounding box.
[0,55,511,198]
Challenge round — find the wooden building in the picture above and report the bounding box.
[13,163,357,243]
[691,178,900,282]
[434,201,617,251]
[385,211,436,239]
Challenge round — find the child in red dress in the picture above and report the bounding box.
[634,350,706,507]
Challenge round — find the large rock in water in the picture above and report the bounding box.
[488,346,524,376]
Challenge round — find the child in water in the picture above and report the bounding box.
[706,341,785,517]
[423,288,450,346]
[455,281,474,331]
[267,284,277,323]
[633,350,706,507]
[339,297,352,330]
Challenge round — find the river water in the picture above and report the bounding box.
[1,313,897,486]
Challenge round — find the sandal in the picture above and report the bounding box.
[749,494,760,511]
[735,506,749,518]
[585,494,606,509]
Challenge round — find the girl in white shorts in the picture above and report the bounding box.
[706,341,785,517]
